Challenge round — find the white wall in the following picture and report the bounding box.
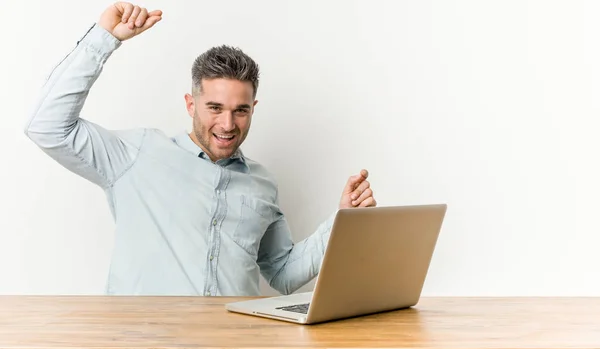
[2,0,599,296]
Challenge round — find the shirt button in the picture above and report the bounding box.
[206,291,211,296]
[209,255,214,261]
[212,219,217,226]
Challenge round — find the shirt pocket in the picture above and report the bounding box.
[231,195,274,257]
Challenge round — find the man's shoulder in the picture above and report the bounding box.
[243,156,279,187]
[109,127,169,148]
[243,156,274,175]
[107,127,193,158]
[241,156,281,206]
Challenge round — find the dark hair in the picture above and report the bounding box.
[191,45,260,97]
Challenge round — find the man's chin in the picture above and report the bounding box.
[210,146,238,160]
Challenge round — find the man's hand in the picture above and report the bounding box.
[98,2,162,41]
[339,169,377,209]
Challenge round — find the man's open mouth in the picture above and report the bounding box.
[214,133,236,146]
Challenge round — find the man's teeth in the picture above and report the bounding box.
[215,134,234,139]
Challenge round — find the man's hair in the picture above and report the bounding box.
[191,45,260,98]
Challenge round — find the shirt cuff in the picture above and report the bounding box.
[77,23,122,60]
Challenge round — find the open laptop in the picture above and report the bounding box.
[225,203,447,324]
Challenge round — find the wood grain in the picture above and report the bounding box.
[0,296,598,348]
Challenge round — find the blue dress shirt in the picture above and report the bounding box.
[24,23,336,296]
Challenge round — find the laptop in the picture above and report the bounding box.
[225,203,447,324]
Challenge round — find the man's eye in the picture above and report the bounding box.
[236,109,249,114]
[209,106,221,111]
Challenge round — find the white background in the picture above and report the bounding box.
[1,0,599,296]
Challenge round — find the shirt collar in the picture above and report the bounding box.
[172,131,247,166]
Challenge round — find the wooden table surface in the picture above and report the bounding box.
[0,296,599,348]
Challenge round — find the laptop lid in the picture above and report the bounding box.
[305,204,447,324]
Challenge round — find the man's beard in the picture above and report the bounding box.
[192,115,239,160]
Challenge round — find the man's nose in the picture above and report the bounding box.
[219,112,235,132]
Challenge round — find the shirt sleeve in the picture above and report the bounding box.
[24,23,145,189]
[257,206,337,295]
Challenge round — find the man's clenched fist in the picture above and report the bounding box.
[339,169,377,209]
[98,2,162,41]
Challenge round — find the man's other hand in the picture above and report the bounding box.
[339,169,377,209]
[99,2,162,41]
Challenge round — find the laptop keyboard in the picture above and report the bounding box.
[276,303,310,314]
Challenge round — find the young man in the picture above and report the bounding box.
[24,2,376,296]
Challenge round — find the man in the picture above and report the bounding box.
[24,2,376,296]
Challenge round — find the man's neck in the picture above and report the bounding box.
[188,132,217,162]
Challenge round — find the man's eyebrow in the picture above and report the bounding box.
[205,102,250,109]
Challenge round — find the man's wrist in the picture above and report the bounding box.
[77,23,122,60]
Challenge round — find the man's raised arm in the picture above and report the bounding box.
[24,2,162,188]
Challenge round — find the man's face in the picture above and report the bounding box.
[185,78,257,162]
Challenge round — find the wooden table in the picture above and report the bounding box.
[0,296,599,348]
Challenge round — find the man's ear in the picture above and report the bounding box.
[184,93,195,118]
